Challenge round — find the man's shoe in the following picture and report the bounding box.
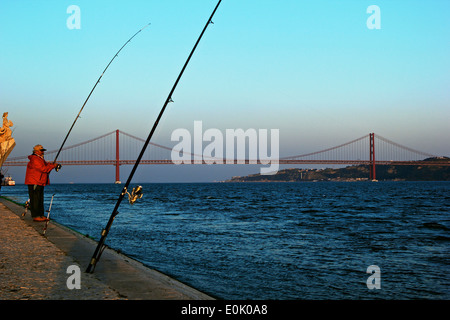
[33,216,49,222]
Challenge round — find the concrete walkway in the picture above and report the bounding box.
[0,197,214,300]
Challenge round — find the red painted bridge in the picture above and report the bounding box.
[4,130,449,182]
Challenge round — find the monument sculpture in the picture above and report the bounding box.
[0,112,16,167]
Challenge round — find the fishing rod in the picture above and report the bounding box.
[42,194,55,236]
[53,23,151,163]
[86,0,222,273]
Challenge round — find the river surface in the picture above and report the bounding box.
[2,181,449,299]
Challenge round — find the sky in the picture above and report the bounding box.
[1,0,449,183]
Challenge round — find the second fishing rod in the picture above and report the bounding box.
[53,22,151,164]
[86,0,223,273]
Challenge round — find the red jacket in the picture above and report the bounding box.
[25,154,56,186]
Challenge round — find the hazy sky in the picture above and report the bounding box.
[1,0,449,183]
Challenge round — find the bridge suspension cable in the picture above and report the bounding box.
[3,131,445,167]
[280,134,370,160]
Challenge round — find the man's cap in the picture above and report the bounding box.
[33,144,47,152]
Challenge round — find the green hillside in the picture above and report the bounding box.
[226,157,450,182]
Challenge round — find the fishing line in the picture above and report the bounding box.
[53,23,151,163]
[86,0,223,273]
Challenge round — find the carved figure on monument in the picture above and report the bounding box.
[0,112,14,143]
[0,112,16,168]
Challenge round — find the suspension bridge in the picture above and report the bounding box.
[3,130,448,182]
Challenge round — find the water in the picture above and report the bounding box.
[2,181,449,299]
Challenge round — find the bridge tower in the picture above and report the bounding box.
[369,133,376,180]
[115,129,121,184]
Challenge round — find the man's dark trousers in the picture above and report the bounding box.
[27,185,45,218]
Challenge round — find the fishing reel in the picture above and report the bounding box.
[127,185,143,205]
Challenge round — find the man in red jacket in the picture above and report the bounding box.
[25,144,61,222]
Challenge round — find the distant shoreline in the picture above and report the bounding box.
[3,179,450,185]
[223,158,450,183]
